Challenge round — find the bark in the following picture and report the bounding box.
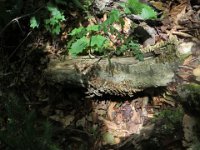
[44,56,178,97]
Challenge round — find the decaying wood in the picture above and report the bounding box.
[44,56,178,97]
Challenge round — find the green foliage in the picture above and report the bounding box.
[129,41,144,60]
[30,2,65,35]
[70,36,89,56]
[153,108,184,135]
[44,3,65,35]
[0,93,59,150]
[68,8,141,58]
[30,16,39,29]
[90,35,109,52]
[67,0,157,59]
[177,83,200,116]
[126,0,157,19]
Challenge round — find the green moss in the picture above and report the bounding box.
[155,41,180,63]
[153,107,184,135]
[178,83,200,117]
[182,83,200,93]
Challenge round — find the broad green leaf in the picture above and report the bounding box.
[118,2,126,8]
[126,0,157,19]
[52,25,60,35]
[69,36,89,56]
[30,16,39,29]
[127,0,143,14]
[90,35,108,49]
[49,18,58,25]
[140,6,157,19]
[101,24,109,33]
[119,2,131,14]
[69,27,85,35]
[107,9,121,24]
[124,7,132,14]
[86,25,100,32]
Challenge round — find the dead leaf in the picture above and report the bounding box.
[107,102,116,120]
[170,2,187,25]
[102,118,119,131]
[150,1,165,11]
[193,65,200,77]
[62,115,74,127]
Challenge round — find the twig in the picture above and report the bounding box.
[0,6,44,36]
[8,31,32,60]
[172,31,193,38]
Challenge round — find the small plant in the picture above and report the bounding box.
[67,0,157,60]
[44,3,65,35]
[122,0,157,19]
[153,108,184,135]
[67,9,143,60]
[30,2,65,35]
[68,25,109,56]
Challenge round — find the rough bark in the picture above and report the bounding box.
[44,56,178,97]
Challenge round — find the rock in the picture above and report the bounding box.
[177,42,194,55]
[92,0,127,14]
[134,22,157,47]
[182,114,199,149]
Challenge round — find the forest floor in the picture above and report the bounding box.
[1,0,200,150]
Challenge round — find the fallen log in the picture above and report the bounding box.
[44,56,178,97]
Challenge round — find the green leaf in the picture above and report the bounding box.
[126,0,157,19]
[86,25,100,32]
[30,16,39,29]
[69,36,89,56]
[46,3,65,21]
[69,27,86,36]
[127,0,143,14]
[107,9,121,24]
[52,25,61,35]
[90,35,108,49]
[49,18,58,25]
[140,5,157,19]
[128,41,144,61]
[116,44,128,55]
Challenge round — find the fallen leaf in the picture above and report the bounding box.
[193,65,200,77]
[102,132,115,145]
[150,1,165,10]
[170,2,187,25]
[62,115,74,127]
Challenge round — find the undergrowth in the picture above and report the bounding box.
[29,0,157,60]
[0,92,59,150]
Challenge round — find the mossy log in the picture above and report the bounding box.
[44,57,178,97]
